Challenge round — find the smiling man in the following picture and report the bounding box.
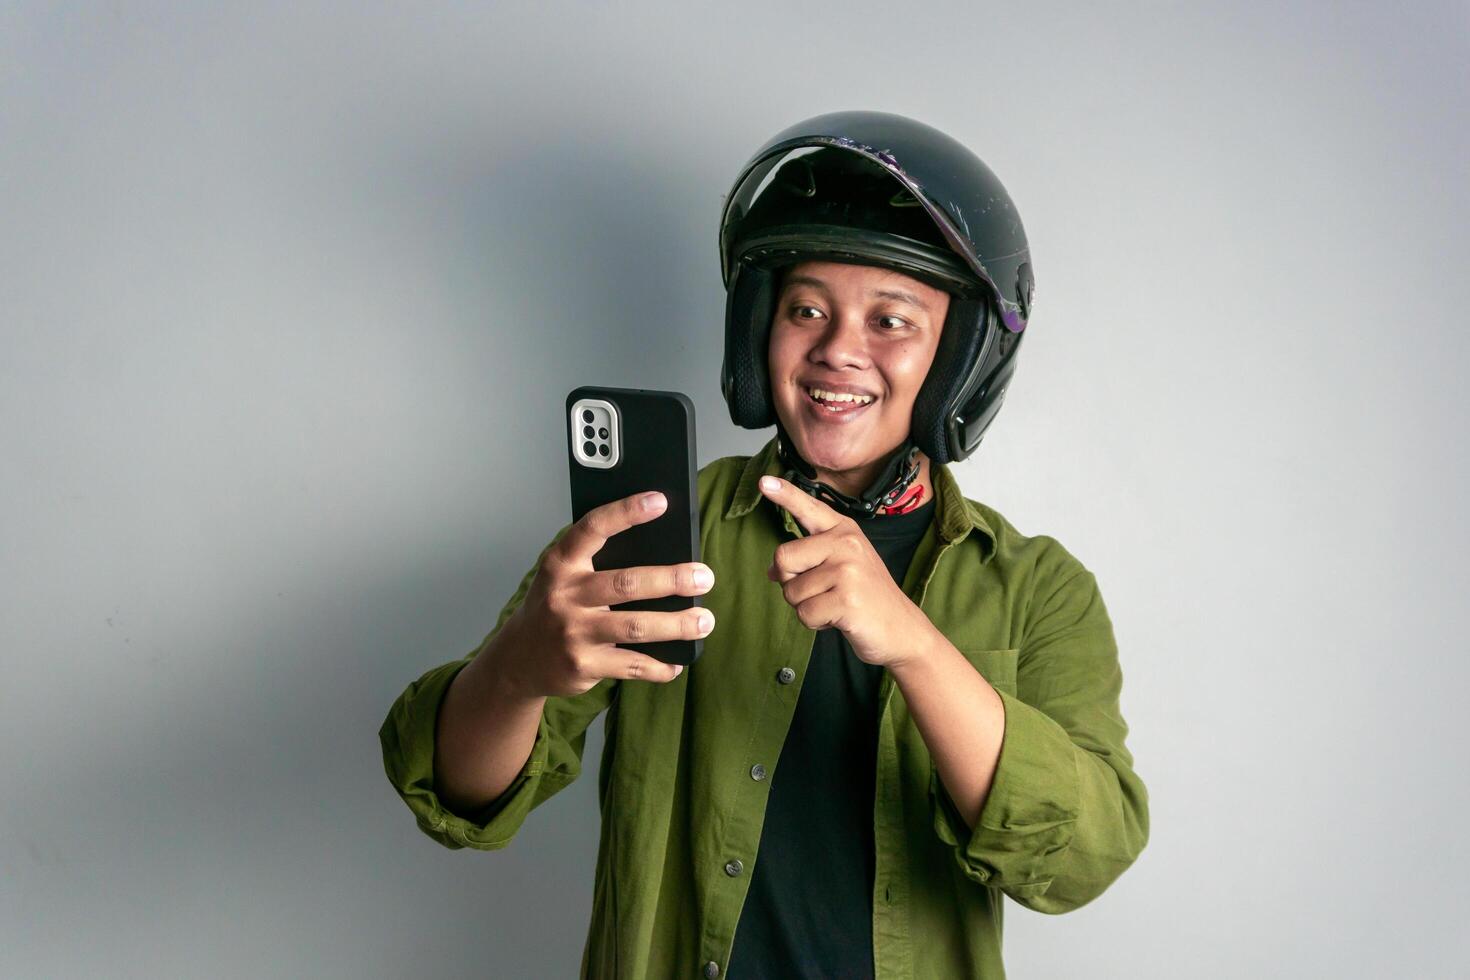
[770,261,949,507]
[380,111,1150,979]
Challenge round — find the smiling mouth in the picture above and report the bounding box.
[804,386,876,415]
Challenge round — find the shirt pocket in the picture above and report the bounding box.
[957,647,1019,697]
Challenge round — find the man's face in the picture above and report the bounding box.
[767,259,949,495]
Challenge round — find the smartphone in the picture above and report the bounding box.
[566,386,701,666]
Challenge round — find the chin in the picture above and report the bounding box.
[795,434,870,474]
[782,411,896,481]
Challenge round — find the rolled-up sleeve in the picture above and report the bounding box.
[930,560,1150,912]
[378,527,617,851]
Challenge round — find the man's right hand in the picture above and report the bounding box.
[487,490,715,699]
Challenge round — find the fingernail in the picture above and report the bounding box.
[672,665,684,677]
[759,476,780,492]
[642,492,666,511]
[692,565,714,590]
[697,611,714,635]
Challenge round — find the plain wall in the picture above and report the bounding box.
[2,2,1467,976]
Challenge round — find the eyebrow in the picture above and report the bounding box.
[781,274,933,313]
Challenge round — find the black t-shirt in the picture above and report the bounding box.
[727,497,936,979]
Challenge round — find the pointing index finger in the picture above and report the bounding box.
[758,476,842,534]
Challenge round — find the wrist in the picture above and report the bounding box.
[476,614,543,704]
[885,619,952,680]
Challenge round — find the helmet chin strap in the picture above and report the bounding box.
[775,424,926,520]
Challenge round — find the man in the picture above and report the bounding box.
[380,111,1149,979]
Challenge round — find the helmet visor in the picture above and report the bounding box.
[721,113,1033,331]
[721,146,976,290]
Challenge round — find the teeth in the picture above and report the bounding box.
[807,387,874,405]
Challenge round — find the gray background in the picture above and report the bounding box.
[3,1,1466,976]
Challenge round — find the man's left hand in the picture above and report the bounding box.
[758,475,939,670]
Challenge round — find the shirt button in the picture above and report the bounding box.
[703,962,721,979]
[724,859,744,877]
[750,764,767,781]
[777,667,796,684]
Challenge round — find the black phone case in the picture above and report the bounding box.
[566,386,701,666]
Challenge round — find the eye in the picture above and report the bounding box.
[791,305,824,321]
[876,314,911,331]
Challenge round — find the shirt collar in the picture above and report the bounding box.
[725,437,998,562]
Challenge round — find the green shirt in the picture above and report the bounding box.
[379,437,1149,979]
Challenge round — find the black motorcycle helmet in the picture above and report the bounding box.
[719,111,1034,477]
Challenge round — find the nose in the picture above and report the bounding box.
[806,312,870,371]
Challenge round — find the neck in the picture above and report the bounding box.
[812,450,935,515]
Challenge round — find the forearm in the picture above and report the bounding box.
[888,625,1006,830]
[434,622,547,819]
